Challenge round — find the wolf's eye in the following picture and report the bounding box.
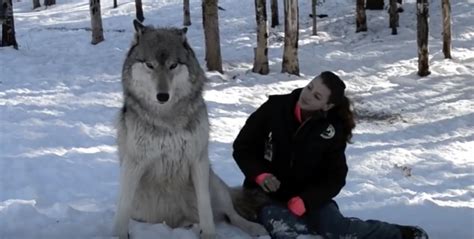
[145,62,154,69]
[169,63,178,70]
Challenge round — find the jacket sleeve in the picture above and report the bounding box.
[232,99,272,181]
[299,142,348,211]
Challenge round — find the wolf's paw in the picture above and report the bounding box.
[246,222,268,236]
[116,232,130,239]
[122,234,130,239]
[186,223,200,235]
[112,217,129,238]
[113,226,130,239]
[113,230,129,239]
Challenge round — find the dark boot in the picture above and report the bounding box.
[396,225,429,239]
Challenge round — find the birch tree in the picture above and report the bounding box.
[281,0,299,75]
[356,0,367,32]
[311,0,317,35]
[1,0,18,49]
[202,0,223,73]
[417,0,430,76]
[252,0,269,74]
[442,0,451,59]
[183,0,191,26]
[89,0,104,45]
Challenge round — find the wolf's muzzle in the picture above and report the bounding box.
[156,93,170,103]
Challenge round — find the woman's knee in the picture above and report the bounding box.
[258,203,312,237]
[258,204,288,228]
[306,201,348,233]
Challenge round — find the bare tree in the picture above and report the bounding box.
[417,0,430,76]
[270,0,279,28]
[356,0,367,32]
[44,0,55,6]
[388,0,399,34]
[252,0,269,74]
[183,0,191,26]
[281,0,299,75]
[311,0,317,35]
[135,0,144,22]
[113,0,117,8]
[33,0,41,9]
[202,0,223,73]
[1,0,18,49]
[442,0,451,59]
[89,0,104,45]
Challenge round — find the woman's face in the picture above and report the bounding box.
[298,76,334,112]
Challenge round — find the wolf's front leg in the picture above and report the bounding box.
[113,159,145,239]
[191,150,216,239]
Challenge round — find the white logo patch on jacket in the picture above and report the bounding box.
[264,132,273,162]
[320,124,335,139]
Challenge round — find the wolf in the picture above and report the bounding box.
[112,20,268,239]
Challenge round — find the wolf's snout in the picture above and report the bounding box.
[156,93,170,103]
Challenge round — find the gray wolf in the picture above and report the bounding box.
[112,20,267,239]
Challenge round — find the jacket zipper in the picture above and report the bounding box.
[290,117,313,168]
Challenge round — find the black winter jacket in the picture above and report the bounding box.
[233,88,348,212]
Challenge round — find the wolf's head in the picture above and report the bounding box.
[122,20,205,110]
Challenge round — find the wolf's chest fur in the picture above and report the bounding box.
[118,110,210,225]
[120,111,209,183]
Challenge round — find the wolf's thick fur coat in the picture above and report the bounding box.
[112,20,267,239]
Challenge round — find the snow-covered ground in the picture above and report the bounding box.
[0,0,473,238]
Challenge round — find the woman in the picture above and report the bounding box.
[232,71,428,239]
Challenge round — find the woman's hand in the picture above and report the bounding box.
[256,173,281,192]
[288,196,306,216]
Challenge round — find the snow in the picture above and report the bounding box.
[0,0,473,238]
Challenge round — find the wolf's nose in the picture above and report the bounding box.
[156,93,170,103]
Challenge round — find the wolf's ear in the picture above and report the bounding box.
[133,19,146,35]
[180,27,188,42]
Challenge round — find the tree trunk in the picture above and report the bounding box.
[202,0,223,73]
[44,0,55,6]
[356,0,367,32]
[90,0,104,45]
[281,0,299,76]
[33,0,41,9]
[311,0,317,35]
[183,0,191,26]
[417,0,430,76]
[113,0,117,8]
[442,0,451,59]
[389,0,399,34]
[270,0,279,28]
[366,0,384,10]
[135,0,144,22]
[1,0,18,49]
[252,0,269,75]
